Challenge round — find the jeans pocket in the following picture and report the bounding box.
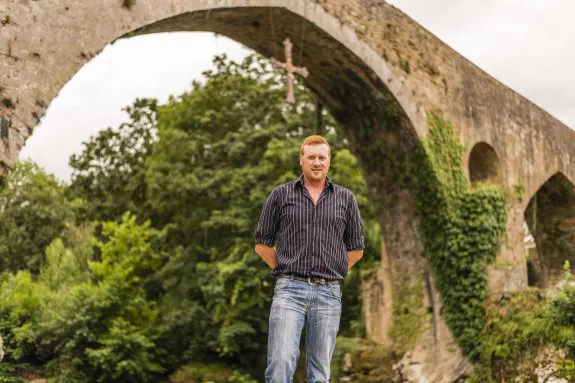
[329,284,343,299]
[274,278,291,293]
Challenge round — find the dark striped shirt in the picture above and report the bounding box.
[255,175,364,281]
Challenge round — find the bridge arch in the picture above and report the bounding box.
[524,172,575,288]
[0,0,437,164]
[467,141,502,186]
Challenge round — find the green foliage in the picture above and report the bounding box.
[470,292,549,381]
[227,371,258,383]
[469,287,575,382]
[330,337,363,382]
[557,359,575,381]
[468,251,575,381]
[552,261,575,327]
[0,161,73,273]
[0,363,27,383]
[0,271,44,363]
[388,277,425,352]
[40,237,91,289]
[414,112,507,357]
[331,337,395,382]
[0,215,165,382]
[69,98,158,223]
[0,224,95,371]
[169,362,256,383]
[46,214,165,382]
[91,213,166,284]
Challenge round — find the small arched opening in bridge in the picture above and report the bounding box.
[468,142,502,186]
[524,172,575,288]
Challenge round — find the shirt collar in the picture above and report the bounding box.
[294,174,334,191]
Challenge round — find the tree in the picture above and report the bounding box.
[0,161,74,273]
[40,215,165,382]
[68,98,158,224]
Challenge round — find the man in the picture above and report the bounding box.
[255,135,364,382]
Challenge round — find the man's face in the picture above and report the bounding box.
[300,144,331,184]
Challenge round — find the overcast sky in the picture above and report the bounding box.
[19,1,575,181]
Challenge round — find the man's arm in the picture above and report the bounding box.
[344,193,365,269]
[254,188,280,269]
[255,244,278,270]
[348,249,364,270]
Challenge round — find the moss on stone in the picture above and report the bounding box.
[399,59,410,74]
[331,337,396,382]
[389,276,425,353]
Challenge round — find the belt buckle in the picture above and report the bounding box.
[307,277,326,285]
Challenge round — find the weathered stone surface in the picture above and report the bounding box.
[2,1,575,381]
[362,240,393,345]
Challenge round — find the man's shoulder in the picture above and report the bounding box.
[269,180,298,196]
[331,183,355,198]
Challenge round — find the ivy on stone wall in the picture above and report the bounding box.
[414,112,507,357]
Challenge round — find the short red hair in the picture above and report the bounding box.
[299,135,331,157]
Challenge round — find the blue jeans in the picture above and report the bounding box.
[265,277,342,382]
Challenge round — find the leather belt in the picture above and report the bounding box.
[278,274,343,285]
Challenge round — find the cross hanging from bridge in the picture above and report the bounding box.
[271,38,309,104]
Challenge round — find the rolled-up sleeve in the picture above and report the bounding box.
[255,188,280,247]
[344,193,365,251]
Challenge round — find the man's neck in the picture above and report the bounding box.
[303,176,326,190]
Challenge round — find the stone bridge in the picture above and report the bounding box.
[2,0,575,381]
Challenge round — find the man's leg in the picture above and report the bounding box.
[265,279,309,382]
[305,283,342,383]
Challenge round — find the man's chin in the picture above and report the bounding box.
[310,175,324,182]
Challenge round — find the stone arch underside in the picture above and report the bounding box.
[524,173,575,288]
[468,142,502,185]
